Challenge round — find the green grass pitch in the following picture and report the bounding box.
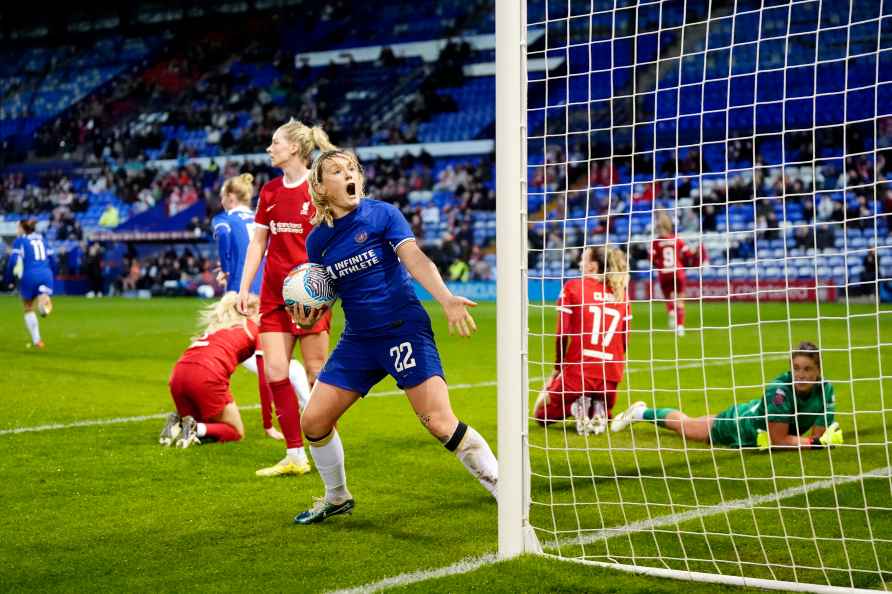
[1,296,889,592]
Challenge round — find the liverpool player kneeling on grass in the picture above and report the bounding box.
[161,292,264,448]
[289,150,498,524]
[533,245,631,435]
[611,341,843,450]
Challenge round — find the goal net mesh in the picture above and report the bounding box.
[523,0,892,590]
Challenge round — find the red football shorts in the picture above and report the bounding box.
[260,305,332,336]
[658,272,686,300]
[534,372,618,424]
[168,362,232,421]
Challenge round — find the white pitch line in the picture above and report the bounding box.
[0,354,785,436]
[327,553,501,594]
[327,465,892,594]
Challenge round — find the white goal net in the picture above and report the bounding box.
[497,0,892,592]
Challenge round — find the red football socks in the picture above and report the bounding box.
[256,355,274,429]
[268,378,303,448]
[203,423,242,442]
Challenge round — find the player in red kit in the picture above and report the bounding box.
[651,213,704,337]
[238,118,336,477]
[160,293,263,448]
[534,246,631,435]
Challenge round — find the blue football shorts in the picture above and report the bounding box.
[20,269,54,301]
[318,316,445,396]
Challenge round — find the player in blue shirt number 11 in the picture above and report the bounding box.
[7,220,54,349]
[289,150,497,524]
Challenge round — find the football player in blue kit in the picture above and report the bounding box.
[213,172,312,441]
[291,150,498,524]
[6,219,54,348]
[213,173,263,295]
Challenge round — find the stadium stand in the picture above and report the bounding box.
[0,0,889,300]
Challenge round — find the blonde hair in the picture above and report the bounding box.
[308,149,365,227]
[276,118,337,164]
[192,292,259,340]
[655,212,674,237]
[221,173,254,206]
[585,246,630,301]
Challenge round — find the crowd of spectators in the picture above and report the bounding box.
[28,32,479,169]
[117,247,216,297]
[2,148,498,294]
[2,171,88,241]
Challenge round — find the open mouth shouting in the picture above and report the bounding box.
[346,182,356,197]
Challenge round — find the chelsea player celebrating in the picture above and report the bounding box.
[291,150,498,524]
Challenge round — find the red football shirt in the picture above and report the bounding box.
[651,235,689,273]
[178,320,259,381]
[556,277,630,384]
[254,174,317,313]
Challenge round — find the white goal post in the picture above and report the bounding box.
[496,0,540,558]
[496,1,892,592]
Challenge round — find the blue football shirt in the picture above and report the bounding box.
[306,198,426,334]
[11,233,53,277]
[213,206,263,293]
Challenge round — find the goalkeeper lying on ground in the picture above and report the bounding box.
[611,341,842,449]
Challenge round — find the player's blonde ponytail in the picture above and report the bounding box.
[605,246,630,302]
[221,173,255,206]
[310,125,336,154]
[585,246,629,302]
[276,118,338,164]
[193,291,259,340]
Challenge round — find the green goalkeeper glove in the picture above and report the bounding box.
[756,429,770,451]
[817,422,843,447]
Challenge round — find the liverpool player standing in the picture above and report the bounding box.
[651,213,701,337]
[533,246,631,435]
[214,173,312,441]
[237,119,336,477]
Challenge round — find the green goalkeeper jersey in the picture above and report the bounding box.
[709,371,836,448]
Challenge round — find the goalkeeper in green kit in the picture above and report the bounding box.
[611,341,843,449]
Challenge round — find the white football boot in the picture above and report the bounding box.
[570,396,593,436]
[610,401,647,433]
[590,400,608,435]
